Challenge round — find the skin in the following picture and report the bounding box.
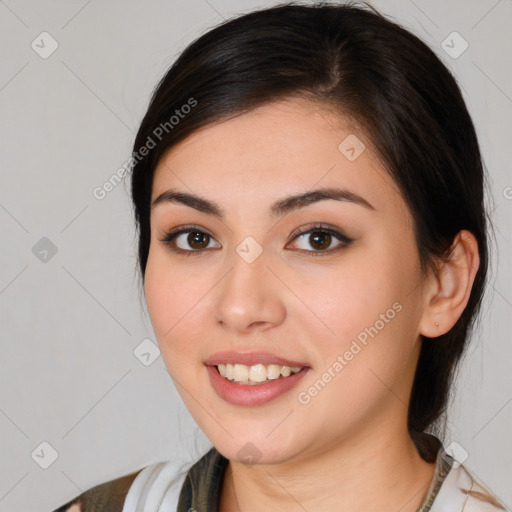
[144,96,480,512]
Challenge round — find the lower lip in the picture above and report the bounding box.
[206,365,310,406]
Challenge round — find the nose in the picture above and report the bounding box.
[213,244,286,334]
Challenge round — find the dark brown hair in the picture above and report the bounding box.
[129,1,491,454]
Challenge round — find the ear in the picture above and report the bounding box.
[419,230,480,339]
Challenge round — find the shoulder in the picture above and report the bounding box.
[122,448,227,511]
[51,467,145,512]
[434,461,509,512]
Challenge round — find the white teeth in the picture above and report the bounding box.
[216,362,304,384]
[233,363,249,382]
[249,364,267,383]
[267,364,281,380]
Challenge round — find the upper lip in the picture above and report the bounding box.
[204,351,310,368]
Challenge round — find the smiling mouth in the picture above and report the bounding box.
[216,363,304,385]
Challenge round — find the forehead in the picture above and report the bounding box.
[151,97,400,217]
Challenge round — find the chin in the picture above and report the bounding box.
[203,426,306,466]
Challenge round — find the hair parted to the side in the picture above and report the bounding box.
[129,1,492,457]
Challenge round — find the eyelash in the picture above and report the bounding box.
[159,223,353,258]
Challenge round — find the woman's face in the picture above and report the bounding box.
[144,97,430,464]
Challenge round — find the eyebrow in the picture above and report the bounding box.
[151,187,376,218]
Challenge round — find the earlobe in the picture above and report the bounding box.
[419,230,480,339]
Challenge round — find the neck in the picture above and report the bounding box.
[220,422,436,512]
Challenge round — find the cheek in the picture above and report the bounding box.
[289,253,406,346]
[144,251,208,360]
[289,239,422,388]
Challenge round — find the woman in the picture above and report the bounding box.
[53,2,508,511]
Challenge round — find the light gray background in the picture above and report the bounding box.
[0,1,510,510]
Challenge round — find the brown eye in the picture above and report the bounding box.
[308,231,332,251]
[159,226,221,255]
[290,226,352,254]
[186,231,210,250]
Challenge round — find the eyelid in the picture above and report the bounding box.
[159,224,214,241]
[158,224,219,255]
[286,223,353,253]
[159,222,353,255]
[288,222,349,241]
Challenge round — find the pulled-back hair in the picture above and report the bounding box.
[130,1,491,454]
